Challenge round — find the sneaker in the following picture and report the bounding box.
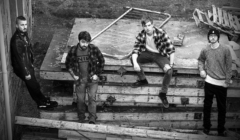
[159,92,169,108]
[46,98,58,108]
[203,128,210,135]
[37,101,54,110]
[131,79,148,88]
[89,121,95,124]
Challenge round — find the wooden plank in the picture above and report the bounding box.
[51,94,206,105]
[217,7,223,25]
[228,13,238,30]
[15,116,239,139]
[212,5,218,25]
[59,129,106,139]
[21,135,61,140]
[40,111,240,121]
[205,11,213,26]
[222,6,240,11]
[222,9,230,27]
[233,16,240,31]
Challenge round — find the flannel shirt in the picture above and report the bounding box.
[132,27,175,57]
[66,43,105,78]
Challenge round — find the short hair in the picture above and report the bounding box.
[78,31,91,42]
[141,14,153,26]
[16,16,27,24]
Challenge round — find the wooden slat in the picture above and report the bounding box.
[40,112,240,121]
[222,9,230,27]
[15,116,238,140]
[212,5,218,24]
[233,16,240,31]
[205,11,214,26]
[217,7,223,25]
[228,13,238,30]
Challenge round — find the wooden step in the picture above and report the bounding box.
[15,116,238,140]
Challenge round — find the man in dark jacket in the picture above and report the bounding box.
[66,31,105,124]
[10,16,58,110]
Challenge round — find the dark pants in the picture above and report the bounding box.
[132,51,173,93]
[15,67,47,105]
[76,82,98,123]
[203,82,227,133]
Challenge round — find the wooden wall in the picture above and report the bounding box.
[0,0,32,139]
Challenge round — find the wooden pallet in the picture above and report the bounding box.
[193,5,240,39]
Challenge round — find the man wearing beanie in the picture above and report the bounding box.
[198,28,232,136]
[10,16,58,110]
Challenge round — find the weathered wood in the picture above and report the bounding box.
[233,16,240,31]
[50,95,206,105]
[59,129,106,139]
[15,116,237,140]
[217,7,223,25]
[212,5,218,25]
[228,13,238,30]
[222,10,230,27]
[40,111,240,121]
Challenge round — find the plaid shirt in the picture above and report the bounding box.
[66,43,105,78]
[132,27,175,57]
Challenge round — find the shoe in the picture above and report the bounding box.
[46,98,58,108]
[72,102,77,107]
[37,101,54,110]
[203,128,210,135]
[131,79,148,88]
[89,121,95,124]
[158,92,169,108]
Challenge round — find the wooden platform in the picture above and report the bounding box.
[35,18,240,139]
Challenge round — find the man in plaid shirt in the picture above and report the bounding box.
[66,31,105,124]
[131,15,175,108]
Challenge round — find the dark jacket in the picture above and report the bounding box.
[65,43,105,78]
[132,27,175,57]
[10,30,34,77]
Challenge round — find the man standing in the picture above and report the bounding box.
[66,31,105,124]
[10,16,58,110]
[131,15,175,108]
[198,29,232,136]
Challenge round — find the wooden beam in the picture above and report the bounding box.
[50,95,207,106]
[40,112,240,122]
[15,116,236,140]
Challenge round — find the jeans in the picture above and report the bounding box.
[131,51,173,93]
[203,82,227,133]
[76,81,98,122]
[15,66,47,105]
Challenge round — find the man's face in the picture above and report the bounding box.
[16,20,27,32]
[79,39,89,50]
[209,34,218,44]
[143,21,154,35]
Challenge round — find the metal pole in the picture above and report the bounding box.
[125,6,171,28]
[91,8,133,41]
[0,7,13,140]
